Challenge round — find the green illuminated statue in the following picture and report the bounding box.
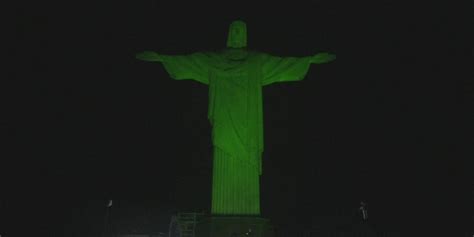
[136,20,335,216]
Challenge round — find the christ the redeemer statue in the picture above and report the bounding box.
[136,20,335,216]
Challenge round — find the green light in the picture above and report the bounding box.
[136,20,335,215]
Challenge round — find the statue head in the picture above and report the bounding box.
[226,20,247,48]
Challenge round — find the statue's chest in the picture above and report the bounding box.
[212,62,251,88]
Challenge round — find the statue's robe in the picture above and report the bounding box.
[160,49,313,215]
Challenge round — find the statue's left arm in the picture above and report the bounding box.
[261,52,336,86]
[310,52,336,64]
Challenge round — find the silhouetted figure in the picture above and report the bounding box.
[102,199,113,237]
[359,201,368,221]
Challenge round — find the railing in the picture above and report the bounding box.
[273,230,401,237]
[173,212,206,237]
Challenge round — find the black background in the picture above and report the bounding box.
[3,1,472,236]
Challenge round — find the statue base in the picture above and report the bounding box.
[195,216,274,237]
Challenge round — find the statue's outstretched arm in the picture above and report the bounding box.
[136,51,211,85]
[310,52,336,64]
[136,51,163,62]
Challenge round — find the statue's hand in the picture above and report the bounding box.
[311,52,336,64]
[135,51,162,62]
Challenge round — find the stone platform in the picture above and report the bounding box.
[195,216,274,237]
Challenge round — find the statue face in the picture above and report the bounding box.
[226,20,247,48]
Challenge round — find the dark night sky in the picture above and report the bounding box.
[3,1,472,236]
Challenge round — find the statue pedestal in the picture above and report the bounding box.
[196,216,274,237]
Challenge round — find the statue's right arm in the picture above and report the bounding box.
[135,51,211,84]
[135,51,164,62]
